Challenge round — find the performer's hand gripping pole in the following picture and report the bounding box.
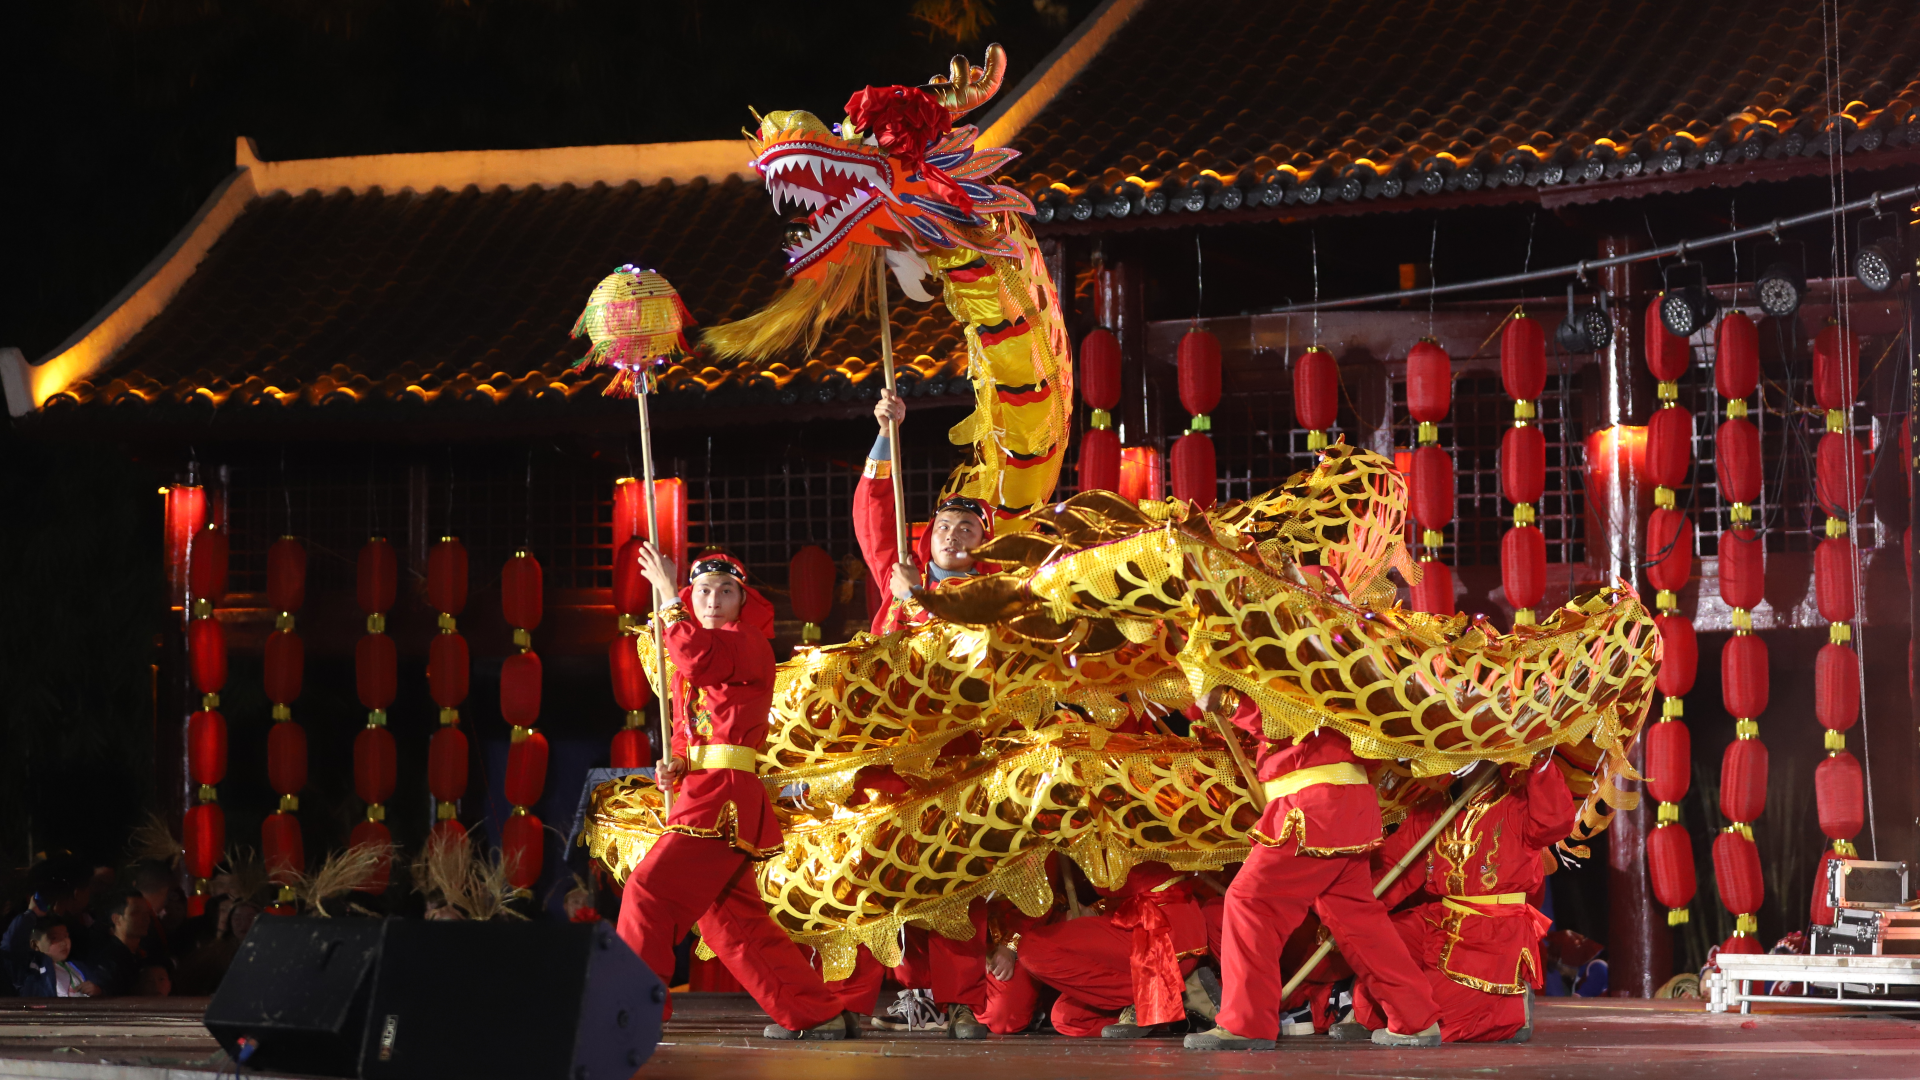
[875,256,911,564]
[634,384,675,813]
[1276,764,1505,1001]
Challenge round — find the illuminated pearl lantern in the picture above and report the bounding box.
[1171,328,1220,509]
[427,538,471,842]
[1405,338,1454,615]
[1078,328,1122,493]
[262,536,307,906]
[185,522,228,913]
[351,538,398,893]
[1811,321,1867,872]
[501,551,547,891]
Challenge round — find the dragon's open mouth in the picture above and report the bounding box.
[756,142,891,272]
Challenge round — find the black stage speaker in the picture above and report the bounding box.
[204,918,664,1080]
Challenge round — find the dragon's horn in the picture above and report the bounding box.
[925,43,1006,118]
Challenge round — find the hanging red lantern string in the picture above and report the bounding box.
[1810,318,1866,876]
[184,522,228,914]
[1172,328,1222,509]
[1406,339,1454,615]
[1079,328,1122,492]
[501,551,547,892]
[1500,313,1546,625]
[427,537,470,843]
[788,545,836,646]
[262,536,306,910]
[350,538,398,894]
[1293,346,1338,451]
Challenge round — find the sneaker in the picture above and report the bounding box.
[1279,1004,1315,1037]
[1183,1025,1275,1051]
[1100,1004,1149,1039]
[947,1003,989,1040]
[764,1011,853,1041]
[1370,1023,1442,1047]
[872,989,942,1031]
[1327,1008,1370,1041]
[1184,967,1222,1022]
[1499,989,1533,1044]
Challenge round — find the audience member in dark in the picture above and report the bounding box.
[172,894,261,995]
[2,856,95,994]
[91,891,165,996]
[17,920,102,998]
[130,862,188,965]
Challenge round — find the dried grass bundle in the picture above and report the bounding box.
[215,846,270,905]
[288,842,390,917]
[410,831,525,922]
[126,813,183,867]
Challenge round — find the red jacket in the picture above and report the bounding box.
[853,454,994,634]
[1231,699,1382,856]
[1372,761,1575,993]
[662,611,782,857]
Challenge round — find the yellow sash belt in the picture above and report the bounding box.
[1260,760,1369,801]
[1442,892,1527,915]
[685,743,759,773]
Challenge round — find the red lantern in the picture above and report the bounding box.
[188,709,227,787]
[1412,559,1454,616]
[1644,509,1693,593]
[347,820,392,894]
[1501,526,1545,612]
[1712,830,1764,915]
[428,539,468,617]
[188,526,229,606]
[1721,633,1769,719]
[502,553,544,630]
[1654,614,1698,698]
[1078,427,1122,493]
[1815,643,1860,731]
[431,819,468,845]
[1117,446,1163,503]
[1170,432,1217,509]
[353,726,397,806]
[1410,445,1454,531]
[428,633,470,709]
[1816,752,1865,840]
[1500,314,1545,402]
[1719,737,1769,823]
[1648,822,1696,912]
[611,728,650,769]
[1814,537,1859,624]
[654,479,689,576]
[613,477,649,543]
[1293,348,1338,432]
[1405,340,1452,422]
[502,813,543,889]
[357,538,397,615]
[1177,330,1222,417]
[613,537,650,616]
[183,803,225,881]
[1720,933,1764,955]
[789,545,836,628]
[501,650,544,727]
[188,617,228,694]
[1812,323,1860,410]
[1645,406,1692,490]
[428,725,469,803]
[1816,433,1869,516]
[267,537,306,613]
[610,638,651,712]
[264,630,303,705]
[1079,329,1121,410]
[1811,849,1845,927]
[268,720,307,796]
[1718,530,1764,612]
[261,812,304,884]
[164,485,207,574]
[1715,311,1758,400]
[505,731,550,808]
[355,632,397,710]
[1501,425,1545,505]
[1645,720,1692,805]
[1644,297,1690,382]
[1714,418,1761,505]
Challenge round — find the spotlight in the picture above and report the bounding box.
[1753,240,1807,318]
[1659,260,1719,338]
[1854,213,1902,293]
[1556,283,1611,353]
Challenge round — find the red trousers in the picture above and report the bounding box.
[819,907,992,1015]
[1217,843,1439,1041]
[617,832,843,1031]
[1352,909,1527,1042]
[1016,908,1206,1036]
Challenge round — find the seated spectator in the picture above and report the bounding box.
[172,895,261,995]
[3,857,95,994]
[91,891,164,996]
[18,921,102,998]
[132,964,173,997]
[130,862,188,964]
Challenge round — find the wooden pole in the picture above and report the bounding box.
[1205,697,1269,811]
[1276,765,1502,1001]
[875,256,911,564]
[635,390,675,813]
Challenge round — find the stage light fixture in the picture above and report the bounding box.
[1853,213,1902,293]
[1753,240,1806,318]
[1556,283,1611,353]
[1659,260,1719,338]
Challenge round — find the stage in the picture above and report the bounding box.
[3,994,1919,1080]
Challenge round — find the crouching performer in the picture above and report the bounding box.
[1343,757,1574,1044]
[615,546,855,1040]
[1186,693,1442,1050]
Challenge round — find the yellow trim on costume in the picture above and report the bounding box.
[863,458,893,480]
[1442,892,1526,915]
[686,743,759,772]
[660,800,784,861]
[1260,760,1369,801]
[1248,806,1382,855]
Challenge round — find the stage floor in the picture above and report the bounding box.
[4,993,1920,1080]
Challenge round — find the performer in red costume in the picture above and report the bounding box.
[1342,757,1575,1043]
[1186,692,1442,1050]
[615,546,855,1041]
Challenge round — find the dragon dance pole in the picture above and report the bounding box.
[874,256,911,564]
[1275,765,1503,1001]
[1204,700,1269,812]
[634,384,675,813]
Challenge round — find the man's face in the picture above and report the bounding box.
[36,926,71,962]
[927,510,985,572]
[115,896,153,942]
[690,574,746,629]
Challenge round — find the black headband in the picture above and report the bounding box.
[934,495,988,523]
[689,556,747,583]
